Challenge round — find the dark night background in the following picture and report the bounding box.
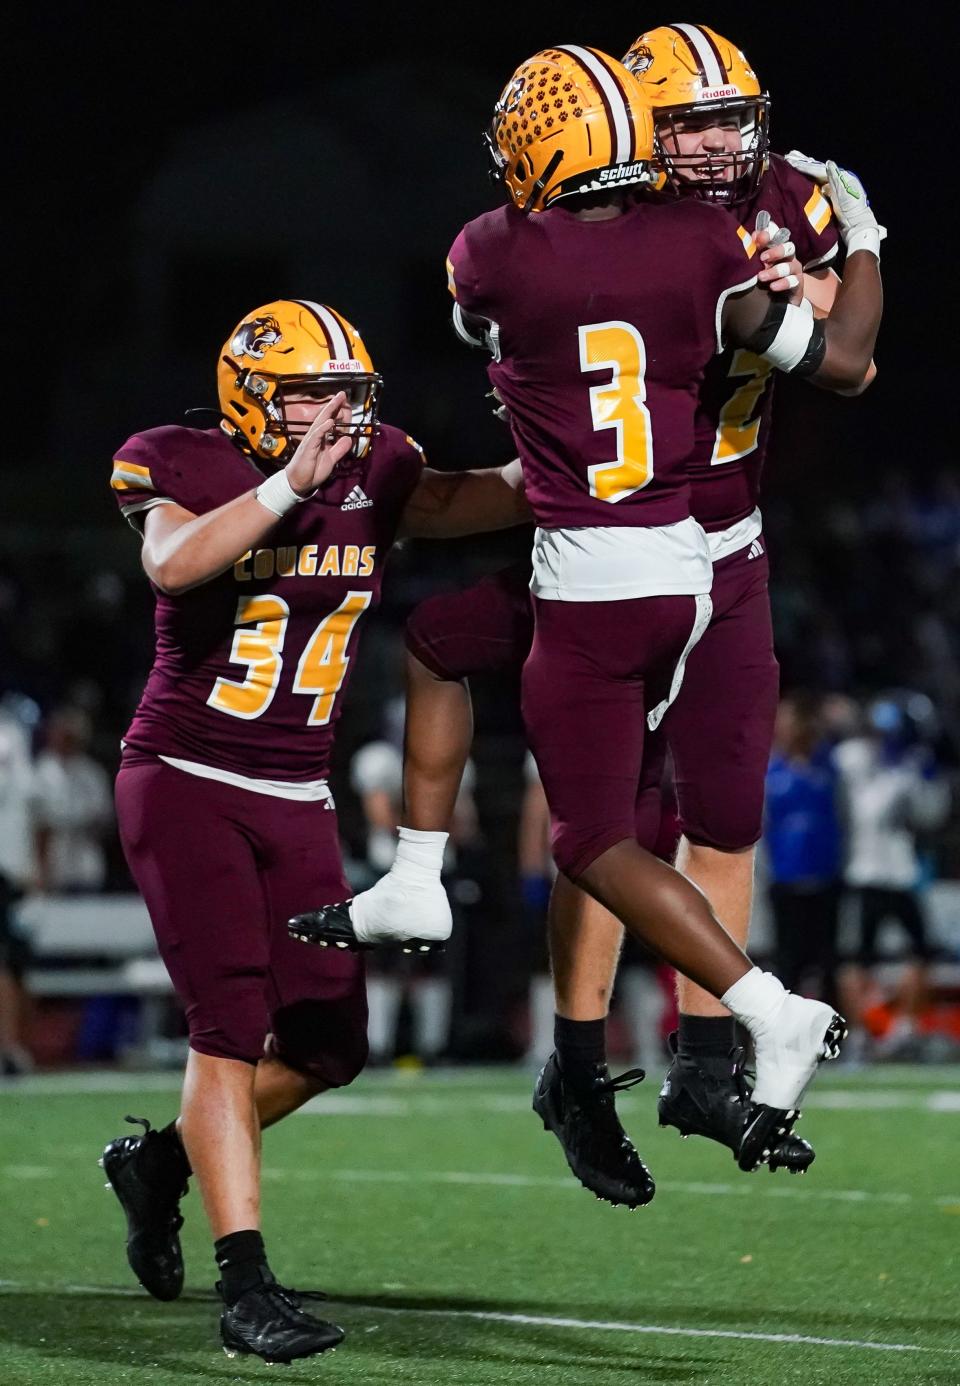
[3,3,953,868]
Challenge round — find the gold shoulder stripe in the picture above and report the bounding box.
[737,226,757,258]
[445,257,457,298]
[111,460,154,491]
[803,187,833,235]
[405,435,427,464]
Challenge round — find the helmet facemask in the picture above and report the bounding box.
[654,96,770,207]
[226,367,382,473]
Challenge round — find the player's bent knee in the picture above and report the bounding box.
[681,820,763,854]
[187,1033,263,1066]
[405,601,463,682]
[552,823,638,882]
[270,997,369,1089]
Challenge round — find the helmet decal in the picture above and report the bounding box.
[625,44,654,76]
[230,315,283,361]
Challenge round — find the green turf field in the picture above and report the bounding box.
[1,1064,958,1385]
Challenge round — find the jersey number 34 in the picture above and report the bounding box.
[207,592,371,723]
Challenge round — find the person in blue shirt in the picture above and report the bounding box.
[764,693,843,1005]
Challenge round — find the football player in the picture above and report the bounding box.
[100,300,529,1363]
[290,42,883,1203]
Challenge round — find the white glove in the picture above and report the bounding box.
[785,150,886,260]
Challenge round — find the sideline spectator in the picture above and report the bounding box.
[834,694,950,1057]
[33,705,119,1061]
[0,695,38,1074]
[764,694,843,1007]
[33,706,113,893]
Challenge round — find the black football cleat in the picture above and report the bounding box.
[658,1034,815,1174]
[220,1276,344,1363]
[288,899,445,955]
[533,1052,655,1209]
[100,1115,189,1301]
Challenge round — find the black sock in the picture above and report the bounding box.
[156,1121,192,1181]
[215,1230,270,1305]
[554,1015,607,1087]
[677,1014,737,1057]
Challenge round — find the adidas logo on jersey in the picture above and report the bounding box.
[747,539,765,560]
[341,485,373,511]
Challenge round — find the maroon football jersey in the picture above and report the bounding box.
[691,154,841,532]
[447,197,757,530]
[111,424,424,781]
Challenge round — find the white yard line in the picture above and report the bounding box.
[4,1161,957,1210]
[0,1280,953,1357]
[373,1305,958,1357]
[262,1165,960,1210]
[2,1065,959,1106]
[291,1089,960,1117]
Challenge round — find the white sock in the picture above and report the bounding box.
[721,967,788,1033]
[388,827,448,885]
[350,827,451,944]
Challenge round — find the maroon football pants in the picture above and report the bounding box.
[406,543,778,854]
[521,594,699,877]
[664,541,778,851]
[115,756,367,1083]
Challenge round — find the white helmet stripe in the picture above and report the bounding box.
[295,300,352,361]
[556,45,632,164]
[671,23,726,87]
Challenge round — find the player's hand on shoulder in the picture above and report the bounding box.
[284,391,353,497]
[785,151,886,258]
[754,212,803,305]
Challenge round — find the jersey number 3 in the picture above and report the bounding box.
[579,321,654,503]
[208,592,372,723]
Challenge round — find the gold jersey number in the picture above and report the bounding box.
[711,349,774,466]
[208,591,372,723]
[579,321,654,503]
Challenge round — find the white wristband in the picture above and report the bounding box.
[255,469,313,517]
[844,225,884,260]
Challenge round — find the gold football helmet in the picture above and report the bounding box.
[217,300,381,465]
[485,46,657,213]
[623,24,770,205]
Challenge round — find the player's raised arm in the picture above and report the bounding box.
[723,162,883,391]
[141,394,351,595]
[397,459,531,539]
